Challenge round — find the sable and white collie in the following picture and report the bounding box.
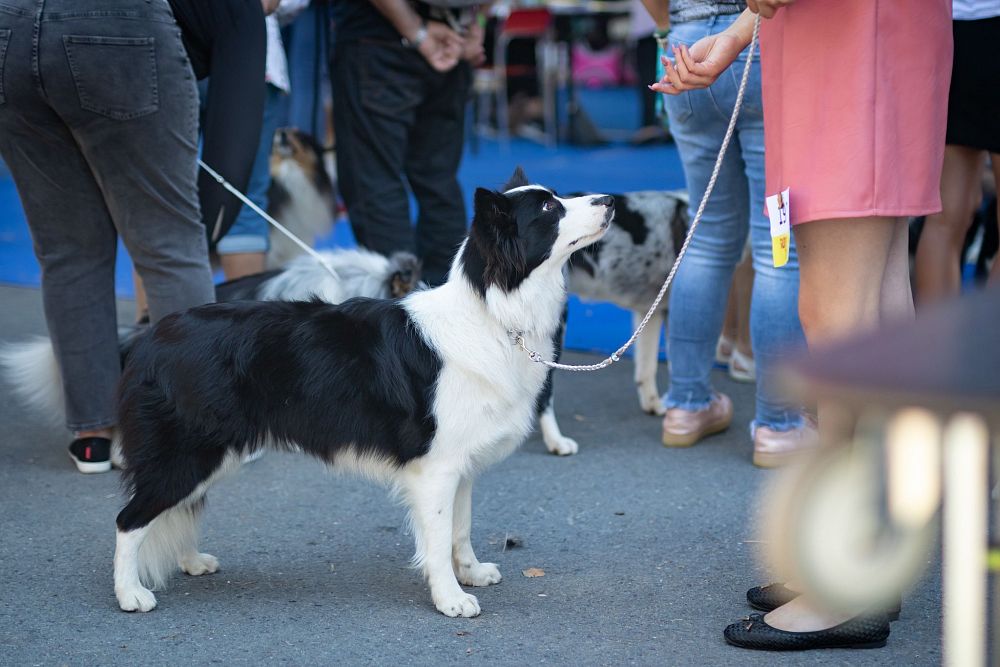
[111,169,613,618]
[266,127,337,268]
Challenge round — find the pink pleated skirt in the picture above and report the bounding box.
[759,1,954,226]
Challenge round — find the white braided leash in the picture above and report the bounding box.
[197,158,341,281]
[511,16,761,372]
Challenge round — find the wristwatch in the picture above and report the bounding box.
[401,24,428,49]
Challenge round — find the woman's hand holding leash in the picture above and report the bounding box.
[649,5,784,95]
[651,32,745,93]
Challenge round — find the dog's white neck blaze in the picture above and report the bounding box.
[482,261,567,339]
[436,241,567,341]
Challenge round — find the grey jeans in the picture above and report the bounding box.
[0,0,215,431]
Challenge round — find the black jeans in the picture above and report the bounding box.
[332,38,471,286]
[0,0,215,431]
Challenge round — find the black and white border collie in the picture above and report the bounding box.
[0,248,423,441]
[112,169,613,618]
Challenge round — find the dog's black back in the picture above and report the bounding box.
[116,298,441,529]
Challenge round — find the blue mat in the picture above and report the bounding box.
[0,89,683,358]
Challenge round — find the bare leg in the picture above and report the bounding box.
[720,281,738,349]
[77,427,113,439]
[731,252,754,358]
[633,309,666,415]
[451,477,501,587]
[915,145,985,304]
[403,464,480,617]
[880,218,915,325]
[132,270,149,323]
[220,252,266,281]
[795,216,898,346]
[765,595,856,633]
[766,216,898,632]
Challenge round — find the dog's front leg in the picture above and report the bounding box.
[452,477,501,587]
[633,309,666,415]
[404,466,481,617]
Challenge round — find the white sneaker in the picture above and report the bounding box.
[728,348,756,383]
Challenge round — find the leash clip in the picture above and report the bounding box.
[508,329,542,363]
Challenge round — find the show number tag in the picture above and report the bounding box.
[766,188,791,268]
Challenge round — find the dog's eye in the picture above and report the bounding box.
[542,200,556,212]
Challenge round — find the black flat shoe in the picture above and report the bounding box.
[68,437,111,474]
[746,584,797,612]
[724,612,890,651]
[747,583,901,621]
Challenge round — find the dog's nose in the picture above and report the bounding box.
[591,195,614,208]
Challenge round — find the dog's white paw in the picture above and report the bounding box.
[117,586,157,612]
[457,562,502,587]
[544,434,579,456]
[638,384,666,416]
[180,552,219,576]
[435,591,481,618]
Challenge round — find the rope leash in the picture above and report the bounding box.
[511,15,762,372]
[197,158,341,281]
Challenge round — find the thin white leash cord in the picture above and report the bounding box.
[197,158,341,281]
[512,15,762,372]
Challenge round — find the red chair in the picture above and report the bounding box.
[493,7,558,147]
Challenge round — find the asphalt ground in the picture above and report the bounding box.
[0,285,942,666]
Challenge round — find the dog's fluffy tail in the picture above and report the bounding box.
[137,502,203,591]
[0,336,65,426]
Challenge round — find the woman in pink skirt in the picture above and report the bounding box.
[653,0,953,651]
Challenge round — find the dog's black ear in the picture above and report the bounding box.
[473,187,514,233]
[502,166,530,191]
[470,188,524,291]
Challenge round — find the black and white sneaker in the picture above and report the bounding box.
[68,437,112,474]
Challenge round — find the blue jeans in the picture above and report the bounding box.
[663,13,805,431]
[282,3,329,138]
[217,83,285,255]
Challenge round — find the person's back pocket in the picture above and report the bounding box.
[63,35,158,120]
[0,29,11,106]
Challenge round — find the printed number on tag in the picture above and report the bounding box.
[765,188,790,268]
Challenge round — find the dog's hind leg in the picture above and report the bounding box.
[634,308,666,415]
[402,464,481,617]
[176,499,220,577]
[114,445,231,612]
[451,476,501,587]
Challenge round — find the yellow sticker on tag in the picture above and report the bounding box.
[771,233,790,268]
[765,188,791,268]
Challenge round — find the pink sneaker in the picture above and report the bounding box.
[662,392,733,447]
[752,419,819,468]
